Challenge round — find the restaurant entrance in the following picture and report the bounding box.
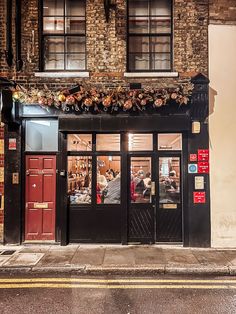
[67,132,183,244]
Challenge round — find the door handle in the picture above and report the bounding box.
[26,170,29,176]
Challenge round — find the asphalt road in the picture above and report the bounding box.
[0,274,235,314]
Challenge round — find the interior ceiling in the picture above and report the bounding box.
[68,134,181,151]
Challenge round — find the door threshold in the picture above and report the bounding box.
[155,242,183,246]
[23,241,59,245]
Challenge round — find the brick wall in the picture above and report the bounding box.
[209,0,236,25]
[0,125,4,243]
[0,0,209,89]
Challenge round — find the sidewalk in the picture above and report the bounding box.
[0,244,235,276]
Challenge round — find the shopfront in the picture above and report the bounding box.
[2,74,211,247]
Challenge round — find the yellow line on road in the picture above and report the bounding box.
[0,283,236,289]
[0,278,236,284]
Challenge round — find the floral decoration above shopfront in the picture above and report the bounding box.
[12,83,194,114]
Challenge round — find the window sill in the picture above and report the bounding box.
[34,72,90,78]
[124,72,179,78]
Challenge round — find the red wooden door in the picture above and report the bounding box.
[25,155,56,241]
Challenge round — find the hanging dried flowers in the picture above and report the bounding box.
[12,82,194,114]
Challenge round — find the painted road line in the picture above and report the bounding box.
[0,278,236,284]
[0,283,236,289]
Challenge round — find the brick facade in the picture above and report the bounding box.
[209,0,236,25]
[0,0,209,89]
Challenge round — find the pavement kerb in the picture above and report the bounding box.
[0,265,235,276]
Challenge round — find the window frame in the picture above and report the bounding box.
[127,0,173,72]
[39,0,87,71]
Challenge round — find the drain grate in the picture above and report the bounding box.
[1,250,16,256]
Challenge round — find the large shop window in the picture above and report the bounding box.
[25,120,58,151]
[128,0,172,71]
[42,0,86,70]
[67,134,121,205]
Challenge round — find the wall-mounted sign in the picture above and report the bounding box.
[0,139,4,154]
[193,192,206,204]
[198,162,209,174]
[190,154,197,162]
[0,167,4,183]
[195,176,204,190]
[8,138,16,150]
[198,149,209,161]
[188,164,198,173]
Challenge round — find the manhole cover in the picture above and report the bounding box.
[1,250,16,256]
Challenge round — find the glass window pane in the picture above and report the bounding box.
[130,157,152,203]
[97,156,121,204]
[43,0,64,16]
[158,134,182,150]
[129,36,149,53]
[150,17,171,33]
[96,134,120,151]
[66,37,85,53]
[68,156,92,205]
[129,53,149,71]
[128,134,153,151]
[150,0,172,16]
[151,37,171,53]
[151,53,171,70]
[129,0,148,16]
[67,134,92,151]
[45,36,64,53]
[66,0,86,16]
[66,17,85,34]
[159,157,180,204]
[43,17,64,33]
[66,54,85,70]
[45,53,64,70]
[129,17,149,33]
[25,120,58,151]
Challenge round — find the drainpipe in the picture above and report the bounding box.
[5,0,14,67]
[15,0,23,71]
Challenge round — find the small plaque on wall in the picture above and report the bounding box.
[193,192,206,204]
[8,138,17,150]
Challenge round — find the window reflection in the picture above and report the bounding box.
[96,134,120,151]
[158,134,182,151]
[68,156,92,204]
[159,157,180,204]
[97,156,121,204]
[67,134,92,151]
[130,157,152,203]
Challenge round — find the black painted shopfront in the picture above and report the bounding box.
[2,74,211,247]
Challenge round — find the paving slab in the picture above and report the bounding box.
[192,250,230,266]
[103,247,136,266]
[134,247,166,265]
[163,249,199,265]
[71,247,105,266]
[36,248,77,267]
[0,256,12,266]
[219,250,236,266]
[2,253,44,267]
[20,246,51,254]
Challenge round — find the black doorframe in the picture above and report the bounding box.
[58,115,190,245]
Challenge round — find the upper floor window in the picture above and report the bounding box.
[42,0,86,71]
[128,0,172,72]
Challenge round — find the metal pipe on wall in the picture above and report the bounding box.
[5,0,14,67]
[15,0,23,71]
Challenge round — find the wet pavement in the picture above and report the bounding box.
[0,245,236,276]
[0,274,235,314]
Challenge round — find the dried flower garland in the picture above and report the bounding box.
[12,83,193,113]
